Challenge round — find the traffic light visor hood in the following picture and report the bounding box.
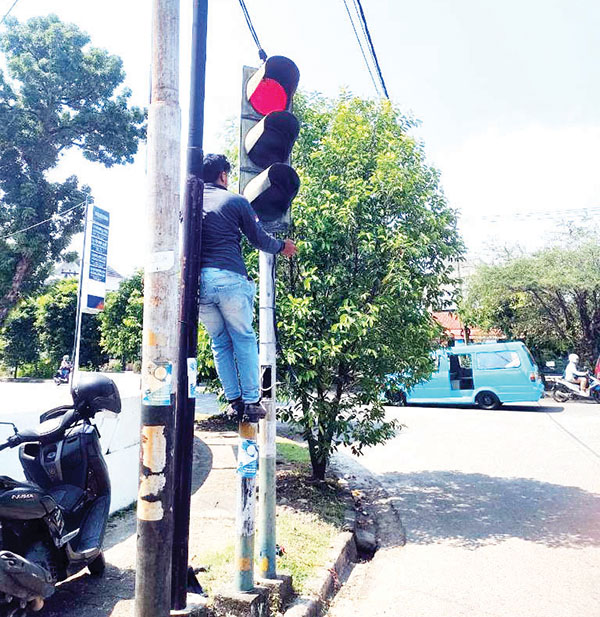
[244,163,300,222]
[245,111,300,169]
[246,56,300,116]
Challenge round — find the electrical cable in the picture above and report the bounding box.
[342,0,381,97]
[354,0,389,99]
[0,200,86,241]
[237,0,267,62]
[0,0,20,26]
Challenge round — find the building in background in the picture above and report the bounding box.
[432,310,504,345]
[48,258,124,292]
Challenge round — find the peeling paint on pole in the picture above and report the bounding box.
[141,426,167,472]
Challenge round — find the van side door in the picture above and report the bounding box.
[448,353,474,397]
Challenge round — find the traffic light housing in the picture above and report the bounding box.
[240,56,300,232]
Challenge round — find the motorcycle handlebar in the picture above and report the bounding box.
[0,409,81,451]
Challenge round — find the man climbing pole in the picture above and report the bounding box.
[198,154,297,422]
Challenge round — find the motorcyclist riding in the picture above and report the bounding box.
[565,353,588,395]
[55,355,72,382]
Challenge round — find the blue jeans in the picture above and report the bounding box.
[198,268,259,403]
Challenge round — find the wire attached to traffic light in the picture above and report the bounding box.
[237,0,267,62]
[354,0,389,99]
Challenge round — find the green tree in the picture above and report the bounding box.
[36,278,106,369]
[0,299,39,377]
[461,241,600,366]
[0,15,145,324]
[99,271,143,368]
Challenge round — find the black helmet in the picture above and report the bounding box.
[71,373,121,417]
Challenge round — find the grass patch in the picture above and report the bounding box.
[192,544,235,596]
[276,507,342,593]
[276,437,311,464]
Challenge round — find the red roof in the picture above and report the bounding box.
[432,311,503,342]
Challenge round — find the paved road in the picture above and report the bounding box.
[328,399,600,617]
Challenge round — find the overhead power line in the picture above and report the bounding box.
[354,0,389,98]
[237,0,267,62]
[342,0,381,97]
[0,0,20,26]
[0,200,87,241]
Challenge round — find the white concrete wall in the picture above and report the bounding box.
[0,373,141,514]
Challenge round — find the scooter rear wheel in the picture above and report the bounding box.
[552,387,570,403]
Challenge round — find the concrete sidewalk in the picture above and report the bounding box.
[39,424,237,617]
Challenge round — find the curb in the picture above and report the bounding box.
[282,531,357,617]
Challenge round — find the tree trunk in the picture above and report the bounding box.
[0,255,32,327]
[306,433,328,480]
[310,455,327,481]
[13,363,18,379]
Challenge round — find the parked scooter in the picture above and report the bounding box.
[552,373,600,403]
[0,373,120,616]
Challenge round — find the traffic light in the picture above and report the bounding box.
[239,56,300,232]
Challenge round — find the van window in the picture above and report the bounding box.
[477,351,521,370]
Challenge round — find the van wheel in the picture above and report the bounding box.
[476,391,500,410]
[385,390,406,406]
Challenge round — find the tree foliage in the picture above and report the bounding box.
[0,299,38,377]
[99,271,143,368]
[0,15,145,324]
[461,242,600,366]
[36,278,106,369]
[274,94,462,478]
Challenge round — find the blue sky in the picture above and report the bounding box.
[3,0,599,273]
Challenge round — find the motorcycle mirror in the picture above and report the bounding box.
[0,422,18,435]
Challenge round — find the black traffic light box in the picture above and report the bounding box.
[239,56,300,233]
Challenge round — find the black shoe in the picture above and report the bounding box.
[228,397,245,421]
[242,401,267,423]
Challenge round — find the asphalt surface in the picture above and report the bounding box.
[328,398,600,617]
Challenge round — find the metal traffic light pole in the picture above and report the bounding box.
[239,59,300,583]
[135,0,180,615]
[234,65,262,592]
[257,251,278,579]
[171,0,208,611]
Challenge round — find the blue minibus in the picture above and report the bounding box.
[388,341,544,409]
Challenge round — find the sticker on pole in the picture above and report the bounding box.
[187,357,198,398]
[237,439,259,478]
[142,361,173,406]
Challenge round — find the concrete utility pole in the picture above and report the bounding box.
[134,1,180,616]
[257,251,278,579]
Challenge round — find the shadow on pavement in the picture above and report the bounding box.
[381,470,600,549]
[40,434,213,617]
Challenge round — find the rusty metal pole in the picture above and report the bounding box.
[135,0,181,615]
[234,420,259,591]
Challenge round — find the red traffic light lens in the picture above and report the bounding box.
[249,78,288,116]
